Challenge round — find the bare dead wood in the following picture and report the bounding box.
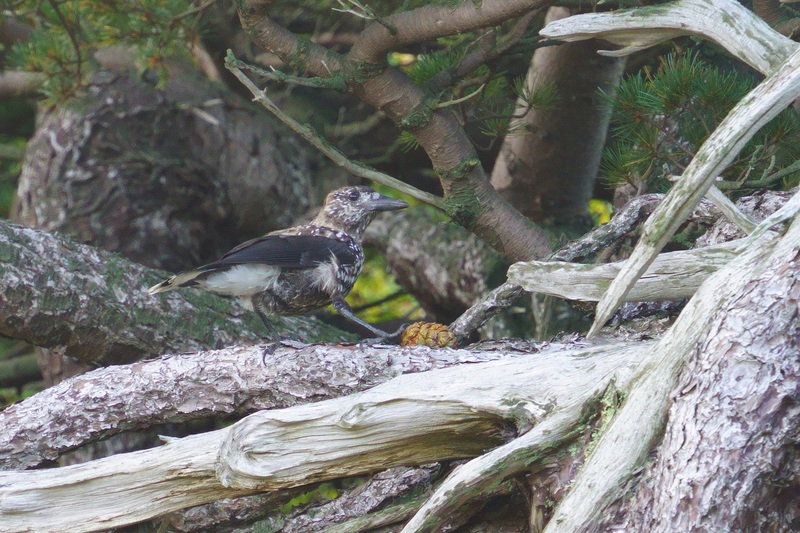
[508,240,741,303]
[0,219,348,366]
[0,341,642,532]
[448,282,524,344]
[541,210,799,533]
[540,0,796,75]
[541,0,800,336]
[168,464,437,531]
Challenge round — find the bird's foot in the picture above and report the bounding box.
[260,336,309,364]
[356,323,408,347]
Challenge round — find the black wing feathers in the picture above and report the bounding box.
[199,235,357,271]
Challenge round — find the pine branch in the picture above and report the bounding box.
[236,1,554,262]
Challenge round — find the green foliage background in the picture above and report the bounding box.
[601,51,800,196]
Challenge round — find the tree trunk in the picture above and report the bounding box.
[619,223,800,532]
[0,219,349,366]
[490,7,624,231]
[366,209,507,323]
[11,64,350,382]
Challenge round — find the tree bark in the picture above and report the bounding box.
[619,222,800,532]
[237,0,555,262]
[0,341,643,532]
[540,211,799,532]
[13,68,348,273]
[366,209,507,323]
[0,342,507,470]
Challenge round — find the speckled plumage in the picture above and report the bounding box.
[148,186,408,338]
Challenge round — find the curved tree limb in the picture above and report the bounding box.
[224,52,444,210]
[541,207,798,532]
[539,0,796,75]
[540,0,800,336]
[620,201,800,532]
[237,1,553,262]
[346,0,549,64]
[587,39,800,335]
[399,375,633,532]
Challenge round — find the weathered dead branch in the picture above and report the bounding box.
[0,341,642,532]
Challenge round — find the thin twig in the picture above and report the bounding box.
[333,0,397,35]
[436,84,485,109]
[171,0,218,23]
[238,61,348,92]
[46,0,82,82]
[225,51,445,210]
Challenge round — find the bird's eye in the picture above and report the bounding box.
[348,191,360,201]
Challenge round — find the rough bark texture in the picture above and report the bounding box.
[696,189,794,247]
[0,219,348,366]
[0,342,507,470]
[620,226,800,532]
[13,67,348,272]
[169,466,440,533]
[490,7,624,229]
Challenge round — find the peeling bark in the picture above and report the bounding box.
[0,341,642,532]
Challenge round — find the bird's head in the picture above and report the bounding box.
[313,186,408,239]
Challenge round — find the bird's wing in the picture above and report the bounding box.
[199,234,358,271]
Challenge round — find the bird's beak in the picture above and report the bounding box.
[368,194,409,212]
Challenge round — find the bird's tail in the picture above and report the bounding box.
[147,270,204,295]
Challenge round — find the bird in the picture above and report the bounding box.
[148,185,409,340]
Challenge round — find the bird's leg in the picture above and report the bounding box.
[332,295,406,343]
[254,306,280,341]
[254,299,308,350]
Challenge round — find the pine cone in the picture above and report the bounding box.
[400,322,457,348]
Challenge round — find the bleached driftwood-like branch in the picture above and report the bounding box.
[539,0,796,75]
[587,45,800,335]
[0,344,508,470]
[507,240,740,303]
[621,210,800,532]
[0,341,643,532]
[400,218,795,532]
[541,0,800,336]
